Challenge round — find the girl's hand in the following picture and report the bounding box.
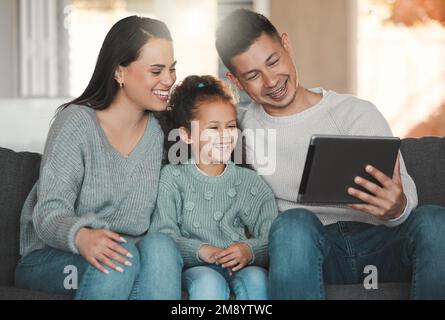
[75,228,133,274]
[214,243,252,272]
[198,244,223,264]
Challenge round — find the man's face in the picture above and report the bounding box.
[228,33,298,111]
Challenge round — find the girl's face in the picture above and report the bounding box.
[118,38,177,112]
[186,99,238,164]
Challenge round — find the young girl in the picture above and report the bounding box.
[150,75,278,300]
[15,16,182,300]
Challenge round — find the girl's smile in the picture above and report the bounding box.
[190,99,238,165]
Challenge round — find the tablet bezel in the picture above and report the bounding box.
[297,135,401,205]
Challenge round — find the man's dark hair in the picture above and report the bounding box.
[215,9,281,73]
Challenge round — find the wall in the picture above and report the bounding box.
[0,0,18,97]
[270,0,355,94]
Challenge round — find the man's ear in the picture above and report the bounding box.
[179,127,192,144]
[114,65,124,85]
[226,72,244,91]
[281,33,295,57]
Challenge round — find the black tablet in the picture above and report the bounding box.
[297,135,401,205]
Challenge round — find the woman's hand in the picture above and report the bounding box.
[75,228,133,274]
[214,243,253,272]
[347,154,407,220]
[198,244,223,264]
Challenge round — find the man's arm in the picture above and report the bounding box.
[333,98,418,226]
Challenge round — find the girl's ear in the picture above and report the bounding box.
[179,127,192,144]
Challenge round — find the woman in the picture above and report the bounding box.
[14,16,183,300]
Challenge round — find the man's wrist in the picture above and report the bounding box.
[393,194,408,220]
[386,194,408,222]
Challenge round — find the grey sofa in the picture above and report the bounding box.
[1,137,444,300]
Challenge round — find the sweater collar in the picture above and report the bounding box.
[190,157,229,177]
[250,87,329,125]
[185,158,235,184]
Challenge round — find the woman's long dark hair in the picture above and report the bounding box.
[59,15,172,111]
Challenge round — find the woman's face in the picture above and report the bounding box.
[189,99,238,164]
[120,38,177,112]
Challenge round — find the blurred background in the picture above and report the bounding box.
[0,0,444,153]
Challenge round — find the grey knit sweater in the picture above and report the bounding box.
[238,88,418,228]
[149,161,279,268]
[19,104,163,257]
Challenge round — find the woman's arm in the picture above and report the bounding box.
[32,109,108,254]
[32,109,133,273]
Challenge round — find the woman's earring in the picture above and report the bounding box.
[119,82,124,88]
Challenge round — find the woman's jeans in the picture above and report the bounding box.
[15,232,183,300]
[183,264,268,300]
[268,205,445,300]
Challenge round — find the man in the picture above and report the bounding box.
[215,9,445,299]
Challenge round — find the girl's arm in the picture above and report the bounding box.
[150,177,208,268]
[240,192,279,268]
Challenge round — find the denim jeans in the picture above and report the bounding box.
[268,205,445,300]
[183,264,268,300]
[15,232,183,300]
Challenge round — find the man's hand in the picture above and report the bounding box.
[198,244,224,264]
[347,154,407,220]
[213,243,253,272]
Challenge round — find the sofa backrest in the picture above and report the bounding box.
[0,137,444,286]
[401,137,445,207]
[0,147,41,286]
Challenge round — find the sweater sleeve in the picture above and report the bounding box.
[150,178,207,268]
[332,100,418,227]
[32,109,109,254]
[240,184,279,267]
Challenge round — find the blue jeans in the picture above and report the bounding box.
[15,232,183,300]
[183,264,268,300]
[268,205,445,300]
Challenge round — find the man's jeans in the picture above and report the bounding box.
[183,264,268,300]
[268,205,445,299]
[15,232,183,300]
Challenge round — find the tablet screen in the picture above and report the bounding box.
[297,135,400,205]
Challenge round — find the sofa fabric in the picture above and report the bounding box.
[0,137,443,299]
[0,286,70,300]
[0,148,40,287]
[401,137,445,207]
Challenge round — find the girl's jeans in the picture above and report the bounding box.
[183,264,268,300]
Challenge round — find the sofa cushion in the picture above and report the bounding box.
[181,283,410,300]
[0,286,71,300]
[0,286,70,300]
[325,282,410,300]
[401,137,445,207]
[0,147,41,286]
[0,283,409,300]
